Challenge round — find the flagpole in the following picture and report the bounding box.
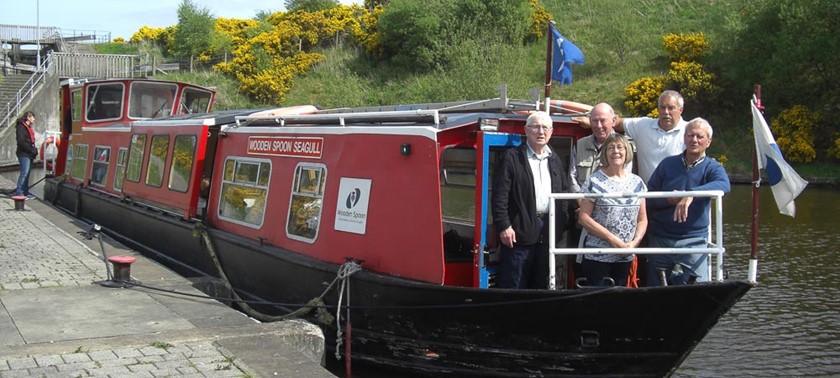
[544,20,555,112]
[749,84,763,283]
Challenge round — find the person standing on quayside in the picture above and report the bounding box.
[15,111,38,199]
[492,111,572,289]
[645,118,730,286]
[576,90,687,184]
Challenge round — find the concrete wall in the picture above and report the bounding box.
[0,73,60,168]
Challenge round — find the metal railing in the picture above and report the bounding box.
[50,52,142,79]
[1,54,51,129]
[547,190,726,290]
[0,24,62,43]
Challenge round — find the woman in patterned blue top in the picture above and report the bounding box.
[578,134,648,287]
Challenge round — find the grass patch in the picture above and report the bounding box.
[151,341,174,350]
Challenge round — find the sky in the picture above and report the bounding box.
[2,0,360,42]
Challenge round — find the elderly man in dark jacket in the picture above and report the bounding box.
[492,111,573,289]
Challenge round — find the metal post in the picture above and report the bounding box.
[36,0,41,70]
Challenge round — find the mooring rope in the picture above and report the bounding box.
[334,260,362,360]
[193,223,358,323]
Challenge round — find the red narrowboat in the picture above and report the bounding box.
[44,78,750,377]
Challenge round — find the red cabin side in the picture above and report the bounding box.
[206,127,447,284]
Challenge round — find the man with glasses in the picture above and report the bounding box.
[492,112,574,289]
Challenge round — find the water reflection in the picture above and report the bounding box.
[676,185,840,377]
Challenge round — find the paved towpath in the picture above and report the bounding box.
[0,176,334,377]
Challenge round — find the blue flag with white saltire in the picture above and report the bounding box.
[550,25,584,85]
[750,100,808,217]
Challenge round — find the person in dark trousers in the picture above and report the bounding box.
[15,111,38,199]
[492,111,573,289]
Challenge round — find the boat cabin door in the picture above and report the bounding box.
[474,131,522,288]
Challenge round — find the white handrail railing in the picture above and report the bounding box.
[548,190,725,289]
[1,53,52,129]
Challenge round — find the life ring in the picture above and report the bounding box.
[548,100,593,115]
[514,100,593,115]
[40,136,60,171]
[249,105,319,117]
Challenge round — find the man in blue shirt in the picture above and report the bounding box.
[646,118,730,286]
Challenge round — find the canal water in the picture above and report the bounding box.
[676,184,840,377]
[10,168,839,377]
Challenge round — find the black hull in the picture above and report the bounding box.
[45,180,751,377]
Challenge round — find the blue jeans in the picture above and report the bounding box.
[646,235,709,286]
[15,156,33,196]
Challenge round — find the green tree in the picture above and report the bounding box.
[285,0,339,12]
[377,0,529,71]
[172,0,218,59]
[719,0,840,158]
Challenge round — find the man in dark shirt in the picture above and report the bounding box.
[492,111,572,289]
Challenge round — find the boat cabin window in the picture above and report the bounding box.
[71,90,82,121]
[126,134,147,182]
[114,148,128,192]
[286,163,327,243]
[218,157,271,228]
[145,135,170,187]
[440,147,477,223]
[168,135,197,193]
[86,83,124,122]
[180,87,213,114]
[71,144,88,180]
[91,146,111,187]
[129,82,177,119]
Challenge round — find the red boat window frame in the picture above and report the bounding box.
[114,148,128,192]
[167,135,197,193]
[145,135,170,188]
[286,162,327,244]
[71,144,89,181]
[126,134,147,183]
[85,83,124,122]
[218,157,272,229]
[90,146,111,187]
[128,81,177,119]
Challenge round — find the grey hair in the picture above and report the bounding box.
[686,117,713,138]
[526,111,553,128]
[659,90,684,109]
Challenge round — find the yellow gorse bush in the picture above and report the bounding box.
[663,32,710,62]
[624,32,715,117]
[828,138,840,160]
[668,61,716,99]
[130,26,169,44]
[624,76,665,117]
[529,0,552,40]
[771,105,819,163]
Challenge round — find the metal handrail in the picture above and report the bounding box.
[1,53,52,129]
[547,190,726,290]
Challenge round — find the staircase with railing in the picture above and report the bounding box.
[0,23,144,167]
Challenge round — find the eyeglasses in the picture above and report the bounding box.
[526,125,552,132]
[605,145,625,152]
